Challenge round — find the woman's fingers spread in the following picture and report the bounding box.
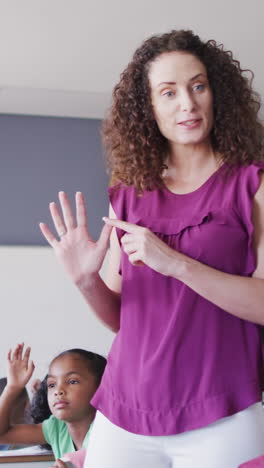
[58,191,76,230]
[39,223,58,247]
[49,202,67,238]
[76,191,88,228]
[98,223,113,249]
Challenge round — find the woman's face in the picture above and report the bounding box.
[148,51,214,150]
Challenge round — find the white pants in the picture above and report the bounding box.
[84,403,264,468]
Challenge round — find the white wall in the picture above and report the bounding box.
[0,0,263,118]
[0,246,114,385]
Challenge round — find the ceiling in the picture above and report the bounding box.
[0,0,263,119]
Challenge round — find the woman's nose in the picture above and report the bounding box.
[178,91,196,112]
[55,387,65,396]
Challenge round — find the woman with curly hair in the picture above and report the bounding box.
[40,30,264,467]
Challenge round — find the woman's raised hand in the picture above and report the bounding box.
[39,192,113,285]
[7,343,35,390]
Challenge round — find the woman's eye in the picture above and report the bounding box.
[193,84,205,92]
[163,91,174,98]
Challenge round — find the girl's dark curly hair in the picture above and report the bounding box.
[29,376,52,450]
[103,29,264,192]
[51,348,107,387]
[30,376,51,424]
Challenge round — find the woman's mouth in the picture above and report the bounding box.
[178,119,202,128]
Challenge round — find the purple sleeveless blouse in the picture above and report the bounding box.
[91,162,264,435]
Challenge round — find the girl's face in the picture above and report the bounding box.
[47,354,98,423]
[148,51,214,151]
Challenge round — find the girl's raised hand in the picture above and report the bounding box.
[7,343,35,390]
[39,192,113,285]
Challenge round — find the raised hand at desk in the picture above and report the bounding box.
[39,191,112,285]
[50,459,70,468]
[7,343,35,390]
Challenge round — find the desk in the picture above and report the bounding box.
[0,462,52,467]
[0,454,54,467]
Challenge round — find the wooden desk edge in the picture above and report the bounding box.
[0,454,55,463]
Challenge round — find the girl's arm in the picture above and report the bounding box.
[103,176,264,325]
[0,423,45,446]
[0,344,45,445]
[39,192,121,333]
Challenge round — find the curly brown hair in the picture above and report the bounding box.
[102,29,264,192]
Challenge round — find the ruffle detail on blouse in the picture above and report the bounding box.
[124,207,248,268]
[128,207,242,236]
[133,212,211,236]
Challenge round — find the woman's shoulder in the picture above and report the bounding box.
[108,182,136,197]
[235,161,264,193]
[218,161,264,198]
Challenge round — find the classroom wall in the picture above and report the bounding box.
[0,114,115,385]
[0,246,114,383]
[0,114,109,244]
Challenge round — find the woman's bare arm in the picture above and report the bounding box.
[75,203,122,332]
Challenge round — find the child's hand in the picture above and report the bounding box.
[50,460,74,468]
[29,378,42,395]
[7,343,35,390]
